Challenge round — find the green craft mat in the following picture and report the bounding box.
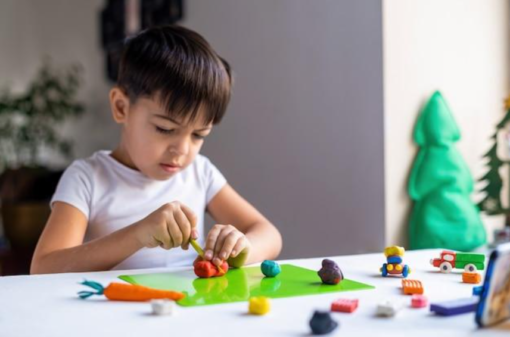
[119,264,374,307]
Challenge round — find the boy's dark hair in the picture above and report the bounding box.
[117,25,232,125]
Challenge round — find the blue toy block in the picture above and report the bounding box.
[387,256,403,264]
[430,297,479,316]
[472,286,483,296]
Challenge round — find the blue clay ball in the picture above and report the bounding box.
[261,260,281,277]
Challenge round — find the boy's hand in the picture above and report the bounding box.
[135,201,198,250]
[204,224,251,268]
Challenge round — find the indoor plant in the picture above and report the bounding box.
[0,60,84,263]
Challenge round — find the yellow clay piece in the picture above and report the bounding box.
[387,264,394,271]
[384,246,405,257]
[396,264,403,271]
[249,296,271,315]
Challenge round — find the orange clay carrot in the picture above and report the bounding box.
[78,280,185,302]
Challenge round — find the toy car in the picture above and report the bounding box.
[380,246,410,278]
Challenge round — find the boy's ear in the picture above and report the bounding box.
[109,87,131,124]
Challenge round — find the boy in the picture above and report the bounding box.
[31,25,282,273]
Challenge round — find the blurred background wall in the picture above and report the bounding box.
[182,0,385,259]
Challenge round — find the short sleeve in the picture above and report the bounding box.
[50,160,93,219]
[202,156,227,204]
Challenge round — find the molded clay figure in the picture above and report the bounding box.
[318,259,344,285]
[193,257,228,278]
[309,311,339,335]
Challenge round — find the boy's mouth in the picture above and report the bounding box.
[160,163,181,173]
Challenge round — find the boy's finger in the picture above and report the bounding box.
[214,227,236,259]
[156,227,173,250]
[218,231,242,260]
[231,237,248,257]
[166,213,183,248]
[179,203,197,230]
[174,209,191,248]
[204,225,222,260]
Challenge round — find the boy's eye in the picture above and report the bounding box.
[155,126,207,140]
[155,126,174,134]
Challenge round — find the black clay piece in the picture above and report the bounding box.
[309,310,339,335]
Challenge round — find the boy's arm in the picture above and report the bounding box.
[206,184,282,266]
[31,201,144,274]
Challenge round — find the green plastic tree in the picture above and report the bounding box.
[478,96,510,215]
[478,141,504,214]
[408,91,486,251]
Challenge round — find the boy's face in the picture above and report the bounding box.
[110,88,213,180]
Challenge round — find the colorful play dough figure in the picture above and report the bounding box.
[309,311,338,335]
[249,296,271,315]
[408,91,486,250]
[261,260,281,277]
[193,257,228,278]
[380,246,410,278]
[318,259,344,285]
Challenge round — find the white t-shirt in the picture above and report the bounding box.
[50,150,227,270]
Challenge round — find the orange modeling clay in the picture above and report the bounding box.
[402,279,424,295]
[78,280,185,301]
[462,272,482,284]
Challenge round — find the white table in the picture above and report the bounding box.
[1,249,509,337]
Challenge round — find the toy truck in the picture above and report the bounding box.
[430,250,485,273]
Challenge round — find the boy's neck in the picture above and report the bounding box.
[110,146,138,171]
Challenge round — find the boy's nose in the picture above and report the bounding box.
[169,138,190,155]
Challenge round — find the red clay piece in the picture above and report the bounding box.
[216,261,228,276]
[193,257,229,278]
[331,298,359,313]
